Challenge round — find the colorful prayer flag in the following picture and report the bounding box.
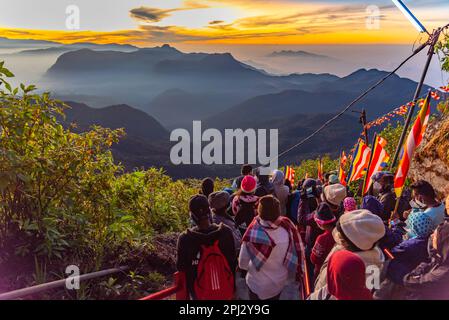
[317,158,323,181]
[338,151,347,186]
[363,136,390,195]
[285,166,295,186]
[394,94,431,197]
[347,140,371,183]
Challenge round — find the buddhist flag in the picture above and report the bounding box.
[347,140,371,183]
[338,151,348,186]
[394,93,431,197]
[317,158,323,181]
[285,166,295,186]
[363,136,390,194]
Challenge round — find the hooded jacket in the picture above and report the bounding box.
[378,189,396,221]
[403,222,449,299]
[386,237,430,284]
[313,210,386,291]
[310,250,373,301]
[271,170,290,216]
[255,175,274,197]
[212,212,242,252]
[177,223,237,298]
[314,243,385,291]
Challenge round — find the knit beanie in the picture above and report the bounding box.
[241,175,257,194]
[189,194,211,223]
[324,184,347,206]
[314,203,336,226]
[208,191,230,211]
[258,195,280,222]
[336,209,385,251]
[343,197,357,212]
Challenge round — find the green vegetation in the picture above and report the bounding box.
[0,62,213,299]
[1,38,447,299]
[437,33,449,114]
[292,156,339,183]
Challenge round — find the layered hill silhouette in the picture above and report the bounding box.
[268,50,333,60]
[43,45,347,115]
[30,44,433,178]
[205,68,431,130]
[0,37,137,52]
[60,101,362,178]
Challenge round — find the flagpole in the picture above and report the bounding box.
[390,28,442,169]
[362,133,378,197]
[389,91,433,222]
[352,109,369,143]
[362,109,369,144]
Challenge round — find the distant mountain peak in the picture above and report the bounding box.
[344,68,399,80]
[268,50,331,59]
[138,44,181,54]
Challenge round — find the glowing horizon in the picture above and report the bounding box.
[0,0,448,46]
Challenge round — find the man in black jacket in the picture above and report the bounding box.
[232,164,253,190]
[254,167,274,197]
[177,195,236,299]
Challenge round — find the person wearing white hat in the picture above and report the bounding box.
[312,209,386,293]
[321,183,347,219]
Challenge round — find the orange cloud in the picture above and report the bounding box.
[0,2,428,46]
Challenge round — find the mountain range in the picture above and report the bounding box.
[268,50,333,59]
[1,39,432,178]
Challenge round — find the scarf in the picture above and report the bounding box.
[242,216,301,272]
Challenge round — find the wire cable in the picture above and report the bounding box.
[271,42,429,162]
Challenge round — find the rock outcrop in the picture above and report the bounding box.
[409,115,449,198]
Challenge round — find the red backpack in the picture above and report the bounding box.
[193,240,234,300]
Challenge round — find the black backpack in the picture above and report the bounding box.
[235,199,256,234]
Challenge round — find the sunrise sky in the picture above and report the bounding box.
[0,0,448,46]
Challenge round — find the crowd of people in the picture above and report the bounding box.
[176,164,449,300]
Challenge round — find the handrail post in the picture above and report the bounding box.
[175,272,189,300]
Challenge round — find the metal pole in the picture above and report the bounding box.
[362,109,369,143]
[351,109,369,143]
[389,91,433,222]
[0,266,128,300]
[390,28,442,169]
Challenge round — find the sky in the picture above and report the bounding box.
[0,0,449,46]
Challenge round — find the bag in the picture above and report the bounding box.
[287,191,301,224]
[194,240,234,300]
[235,199,256,230]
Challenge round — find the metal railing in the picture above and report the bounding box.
[0,266,128,300]
[139,272,188,300]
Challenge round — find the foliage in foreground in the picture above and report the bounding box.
[0,63,207,298]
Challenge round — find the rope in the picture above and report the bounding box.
[229,24,449,179]
[227,40,429,181]
[271,42,429,162]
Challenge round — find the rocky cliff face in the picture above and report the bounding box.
[409,114,449,198]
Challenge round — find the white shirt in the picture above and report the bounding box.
[238,220,290,299]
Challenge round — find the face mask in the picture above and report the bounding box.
[410,199,426,210]
[415,199,426,208]
[373,182,382,194]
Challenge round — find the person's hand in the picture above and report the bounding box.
[402,209,412,220]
